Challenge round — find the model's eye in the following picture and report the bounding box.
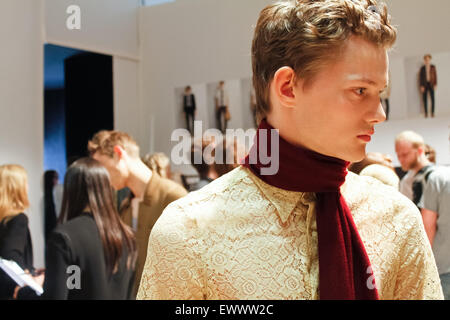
[355,88,366,95]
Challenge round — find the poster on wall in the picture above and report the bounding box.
[174,78,257,136]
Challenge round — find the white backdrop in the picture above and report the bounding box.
[0,0,45,267]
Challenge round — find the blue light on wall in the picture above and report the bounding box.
[141,0,175,7]
[44,44,85,183]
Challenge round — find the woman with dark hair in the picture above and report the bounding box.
[17,158,137,299]
[44,170,58,242]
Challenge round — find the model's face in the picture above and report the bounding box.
[291,36,388,162]
[425,56,431,64]
[395,141,419,171]
[92,152,128,190]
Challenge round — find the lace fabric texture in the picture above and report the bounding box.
[137,167,443,300]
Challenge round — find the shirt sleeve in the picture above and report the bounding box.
[423,173,441,213]
[136,204,205,300]
[393,204,443,300]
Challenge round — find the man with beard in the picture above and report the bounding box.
[395,131,434,208]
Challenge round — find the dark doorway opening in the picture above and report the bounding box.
[44,44,114,181]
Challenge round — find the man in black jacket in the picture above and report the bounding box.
[183,86,196,135]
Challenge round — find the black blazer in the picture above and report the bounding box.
[20,213,135,300]
[183,94,196,112]
[0,213,34,299]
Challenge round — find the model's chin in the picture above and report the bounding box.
[341,145,367,163]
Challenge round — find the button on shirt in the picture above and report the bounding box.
[137,167,443,300]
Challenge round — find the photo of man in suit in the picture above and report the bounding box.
[183,86,196,135]
[419,54,437,118]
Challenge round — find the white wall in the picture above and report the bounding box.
[0,0,45,267]
[387,0,450,58]
[113,57,141,142]
[45,0,141,59]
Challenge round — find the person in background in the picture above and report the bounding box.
[425,144,436,164]
[349,152,399,188]
[44,170,58,243]
[17,158,137,300]
[421,165,450,299]
[419,54,437,118]
[189,138,219,191]
[88,130,187,297]
[215,81,230,133]
[0,164,41,300]
[213,137,246,178]
[348,151,394,175]
[143,152,171,180]
[143,152,184,188]
[183,86,196,135]
[379,72,391,120]
[395,131,434,208]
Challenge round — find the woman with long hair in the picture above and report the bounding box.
[17,158,137,299]
[0,164,34,299]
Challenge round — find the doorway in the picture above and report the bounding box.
[43,44,114,181]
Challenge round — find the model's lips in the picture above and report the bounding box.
[357,129,374,142]
[357,135,372,142]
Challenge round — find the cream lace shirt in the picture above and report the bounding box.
[137,167,443,300]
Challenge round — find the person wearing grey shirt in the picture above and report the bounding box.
[422,166,450,299]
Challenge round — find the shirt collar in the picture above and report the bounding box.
[245,168,312,223]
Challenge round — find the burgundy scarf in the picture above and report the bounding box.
[242,119,379,300]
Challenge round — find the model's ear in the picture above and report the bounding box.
[113,145,124,159]
[272,67,297,109]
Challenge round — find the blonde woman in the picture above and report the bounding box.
[0,164,39,299]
